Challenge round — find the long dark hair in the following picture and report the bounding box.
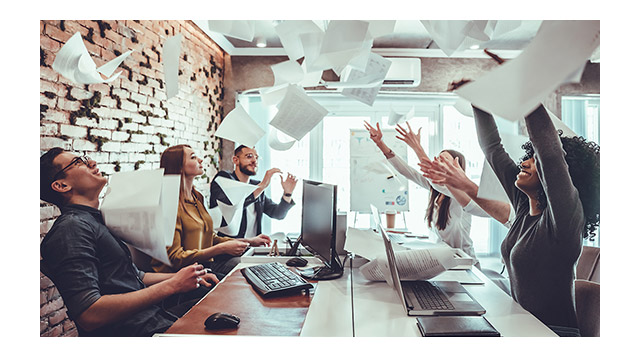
[426,149,466,231]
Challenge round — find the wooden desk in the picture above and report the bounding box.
[160,259,555,337]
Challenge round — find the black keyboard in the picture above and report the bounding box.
[405,281,455,310]
[241,262,313,297]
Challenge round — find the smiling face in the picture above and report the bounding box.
[515,156,542,193]
[182,147,204,178]
[233,147,259,176]
[51,152,108,199]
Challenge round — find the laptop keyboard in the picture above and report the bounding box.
[405,281,455,310]
[241,262,313,297]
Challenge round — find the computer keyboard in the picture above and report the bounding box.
[241,262,313,297]
[387,232,406,243]
[405,281,455,310]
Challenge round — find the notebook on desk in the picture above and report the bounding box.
[378,224,486,316]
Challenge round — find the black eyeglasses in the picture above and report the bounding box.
[51,155,91,181]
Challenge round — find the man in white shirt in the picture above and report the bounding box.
[209,145,298,238]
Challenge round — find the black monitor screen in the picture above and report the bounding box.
[301,179,337,266]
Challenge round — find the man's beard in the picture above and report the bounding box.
[238,163,256,176]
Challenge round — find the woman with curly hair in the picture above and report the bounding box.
[423,104,599,336]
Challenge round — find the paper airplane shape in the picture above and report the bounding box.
[53,32,131,85]
[208,20,255,42]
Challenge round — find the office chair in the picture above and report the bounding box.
[576,246,600,283]
[575,279,600,337]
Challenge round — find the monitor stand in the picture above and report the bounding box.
[301,257,343,281]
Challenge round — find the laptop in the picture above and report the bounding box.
[370,204,405,243]
[378,223,486,316]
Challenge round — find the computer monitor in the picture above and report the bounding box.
[299,179,343,280]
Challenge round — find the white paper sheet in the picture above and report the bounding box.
[344,227,386,261]
[271,60,305,86]
[215,105,266,147]
[453,97,473,117]
[214,176,257,206]
[307,20,370,72]
[215,200,243,237]
[274,20,324,61]
[267,128,297,151]
[269,84,328,141]
[100,170,179,266]
[208,20,255,42]
[97,50,133,77]
[421,20,476,56]
[387,107,415,126]
[361,247,456,284]
[52,32,124,85]
[298,60,323,87]
[456,20,600,121]
[477,159,510,202]
[339,53,391,106]
[366,20,396,38]
[259,84,289,107]
[163,34,182,100]
[207,205,224,229]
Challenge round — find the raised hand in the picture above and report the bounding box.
[281,172,298,195]
[259,167,282,189]
[395,122,427,158]
[363,120,384,144]
[420,155,475,194]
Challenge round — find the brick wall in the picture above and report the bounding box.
[39,20,226,337]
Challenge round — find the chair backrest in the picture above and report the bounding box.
[576,246,600,283]
[575,279,600,337]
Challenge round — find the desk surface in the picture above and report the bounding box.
[161,258,555,337]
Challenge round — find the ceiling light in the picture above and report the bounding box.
[469,44,480,50]
[255,36,267,48]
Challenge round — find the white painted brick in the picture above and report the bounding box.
[90,129,112,139]
[70,88,93,100]
[131,133,152,143]
[60,124,88,138]
[72,139,97,151]
[101,141,122,152]
[74,117,98,128]
[40,123,59,136]
[42,110,69,124]
[131,92,148,105]
[130,113,146,124]
[120,100,138,112]
[128,153,146,162]
[111,131,130,142]
[98,119,120,130]
[109,152,129,162]
[91,152,110,163]
[41,137,71,151]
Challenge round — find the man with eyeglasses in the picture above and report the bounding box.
[40,147,218,336]
[209,145,298,239]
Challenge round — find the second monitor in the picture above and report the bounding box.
[299,179,343,280]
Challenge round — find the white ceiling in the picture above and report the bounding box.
[193,20,544,59]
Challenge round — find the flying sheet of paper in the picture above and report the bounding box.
[215,200,243,237]
[269,84,328,141]
[215,105,266,147]
[361,247,456,284]
[298,60,323,87]
[52,32,124,85]
[268,128,297,151]
[299,32,324,69]
[208,20,255,42]
[366,20,396,38]
[100,170,179,266]
[214,176,257,206]
[477,158,510,202]
[421,20,477,56]
[455,20,600,121]
[259,84,289,107]
[274,20,324,61]
[344,227,386,261]
[271,60,305,86]
[387,107,415,126]
[307,20,370,72]
[340,53,391,106]
[163,34,182,100]
[207,205,224,229]
[97,50,133,77]
[453,97,473,117]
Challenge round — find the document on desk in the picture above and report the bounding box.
[362,247,456,284]
[100,169,179,266]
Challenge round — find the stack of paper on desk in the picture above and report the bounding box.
[100,169,180,266]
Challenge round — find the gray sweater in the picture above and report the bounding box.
[473,105,583,329]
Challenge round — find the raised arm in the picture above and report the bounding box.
[524,105,584,239]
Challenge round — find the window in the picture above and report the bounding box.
[242,92,519,256]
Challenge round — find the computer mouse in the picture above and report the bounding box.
[286,257,308,267]
[204,312,240,330]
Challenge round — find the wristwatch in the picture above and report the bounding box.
[283,193,292,197]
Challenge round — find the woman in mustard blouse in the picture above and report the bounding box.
[151,145,271,276]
